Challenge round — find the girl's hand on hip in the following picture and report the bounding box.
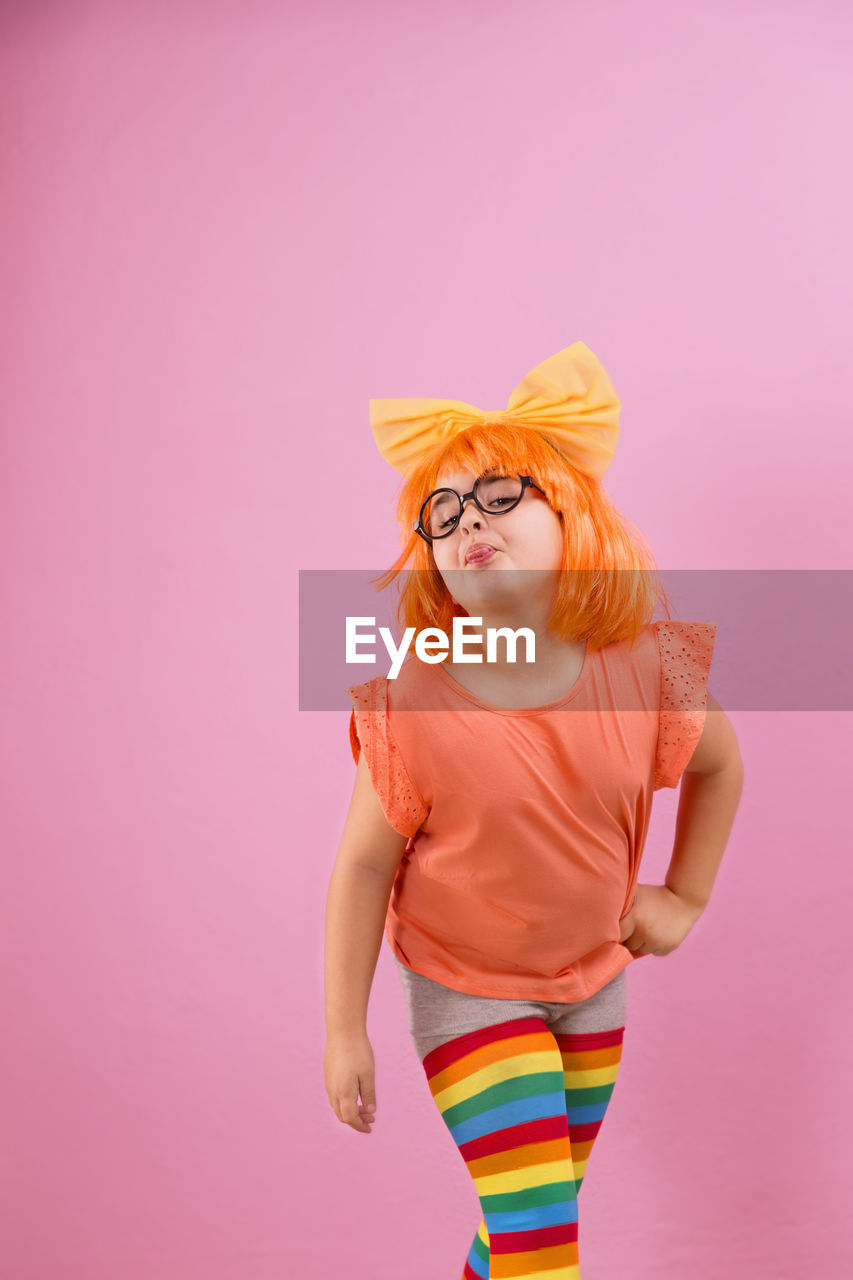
[619,883,704,957]
[324,1032,378,1134]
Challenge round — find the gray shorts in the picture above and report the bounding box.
[394,955,628,1062]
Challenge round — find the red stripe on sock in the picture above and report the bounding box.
[489,1221,579,1254]
[422,1017,547,1074]
[552,1026,625,1050]
[458,1115,569,1162]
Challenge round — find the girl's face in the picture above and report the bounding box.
[429,466,564,617]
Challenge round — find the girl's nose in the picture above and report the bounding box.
[458,498,484,532]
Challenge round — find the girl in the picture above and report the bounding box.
[323,342,744,1279]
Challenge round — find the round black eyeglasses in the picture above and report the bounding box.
[413,473,545,543]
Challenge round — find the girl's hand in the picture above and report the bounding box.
[324,1031,378,1134]
[618,883,704,957]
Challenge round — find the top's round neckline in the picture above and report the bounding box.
[431,640,594,716]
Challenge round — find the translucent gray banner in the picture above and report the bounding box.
[298,569,853,710]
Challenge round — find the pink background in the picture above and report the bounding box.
[2,2,851,1277]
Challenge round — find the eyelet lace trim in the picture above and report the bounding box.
[654,621,717,789]
[347,677,429,838]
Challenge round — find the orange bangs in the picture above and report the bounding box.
[370,422,674,649]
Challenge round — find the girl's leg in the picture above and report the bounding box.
[552,1027,625,1198]
[421,1015,582,1280]
[547,969,628,1197]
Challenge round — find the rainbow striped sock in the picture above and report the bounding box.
[421,1016,582,1280]
[553,1027,625,1197]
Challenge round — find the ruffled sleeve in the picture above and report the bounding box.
[346,677,429,838]
[653,621,717,790]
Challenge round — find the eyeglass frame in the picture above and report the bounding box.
[413,472,545,543]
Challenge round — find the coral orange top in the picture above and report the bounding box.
[346,620,716,1002]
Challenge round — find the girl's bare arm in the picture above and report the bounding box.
[325,751,410,1037]
[665,690,744,912]
[324,753,411,1133]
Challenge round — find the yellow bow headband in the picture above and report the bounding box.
[369,341,621,481]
